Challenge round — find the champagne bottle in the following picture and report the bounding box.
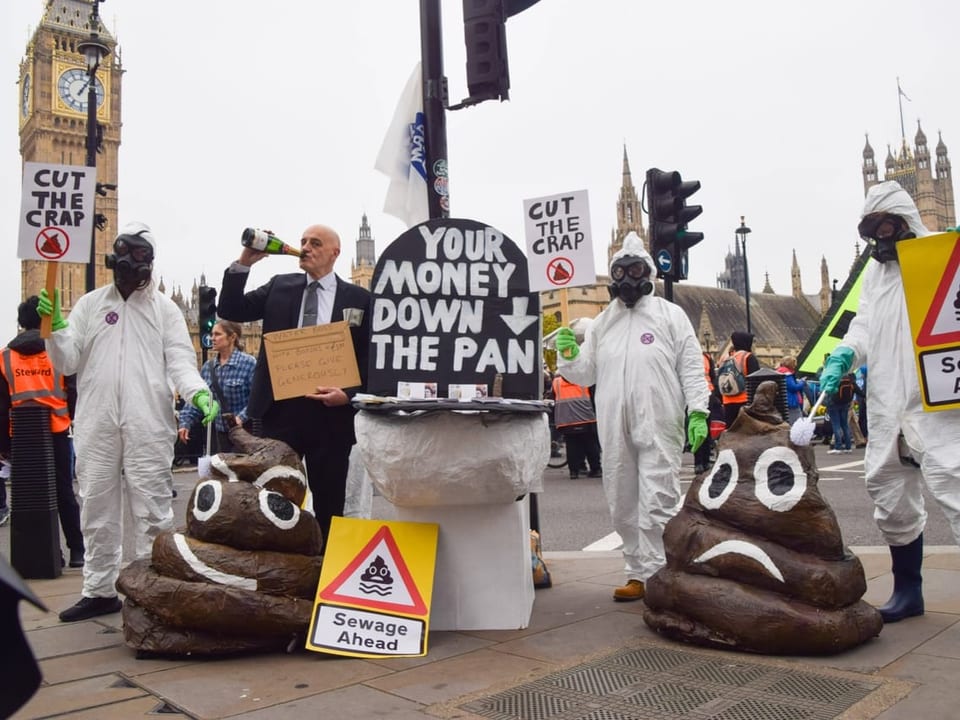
[241,228,302,257]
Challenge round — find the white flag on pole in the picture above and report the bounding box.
[374,62,429,228]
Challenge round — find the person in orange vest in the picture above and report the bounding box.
[0,296,83,567]
[552,375,601,479]
[716,331,761,427]
[693,351,724,475]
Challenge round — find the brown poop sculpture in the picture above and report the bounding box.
[643,381,883,655]
[117,425,323,656]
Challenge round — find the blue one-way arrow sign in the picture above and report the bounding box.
[656,249,673,274]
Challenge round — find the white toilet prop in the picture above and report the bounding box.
[359,217,548,630]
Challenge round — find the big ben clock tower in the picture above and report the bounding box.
[18,0,122,311]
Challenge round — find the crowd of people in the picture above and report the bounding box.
[3,178,953,631]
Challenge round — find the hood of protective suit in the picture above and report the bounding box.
[611,231,654,269]
[118,221,159,255]
[861,181,931,238]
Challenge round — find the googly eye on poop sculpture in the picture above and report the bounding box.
[642,380,883,655]
[117,424,323,656]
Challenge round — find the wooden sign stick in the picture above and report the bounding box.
[40,262,58,339]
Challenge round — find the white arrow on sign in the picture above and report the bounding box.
[500,297,538,335]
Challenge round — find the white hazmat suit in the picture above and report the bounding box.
[558,234,710,582]
[46,227,207,599]
[835,182,960,546]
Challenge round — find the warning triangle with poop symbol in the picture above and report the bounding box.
[318,523,428,615]
[915,233,960,347]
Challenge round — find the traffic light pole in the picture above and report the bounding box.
[197,286,217,367]
[646,167,703,305]
[663,276,674,302]
[419,0,449,220]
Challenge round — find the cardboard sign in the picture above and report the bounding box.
[368,218,541,399]
[18,162,96,262]
[306,517,438,658]
[522,189,596,292]
[899,231,960,411]
[263,321,360,400]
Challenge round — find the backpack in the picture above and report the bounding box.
[836,375,855,404]
[717,353,747,397]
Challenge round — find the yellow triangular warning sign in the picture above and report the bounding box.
[916,233,960,346]
[318,524,428,615]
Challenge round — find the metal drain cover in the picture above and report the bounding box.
[461,644,882,720]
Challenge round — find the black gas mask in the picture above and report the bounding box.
[105,231,154,289]
[858,212,916,263]
[608,256,653,308]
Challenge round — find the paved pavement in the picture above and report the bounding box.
[4,473,960,718]
[7,546,960,719]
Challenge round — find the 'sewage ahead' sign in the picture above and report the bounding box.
[18,162,96,262]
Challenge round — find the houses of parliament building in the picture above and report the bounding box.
[16,1,957,370]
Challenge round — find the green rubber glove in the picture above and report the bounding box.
[555,327,580,360]
[37,288,68,331]
[192,390,220,426]
[819,346,855,395]
[687,410,709,453]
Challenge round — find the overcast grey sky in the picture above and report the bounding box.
[2,0,957,342]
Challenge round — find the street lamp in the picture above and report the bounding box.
[735,216,752,334]
[77,0,110,292]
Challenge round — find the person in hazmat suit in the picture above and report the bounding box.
[820,180,960,623]
[37,222,219,623]
[555,232,710,601]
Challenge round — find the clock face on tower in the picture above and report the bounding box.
[57,67,105,113]
[21,73,31,118]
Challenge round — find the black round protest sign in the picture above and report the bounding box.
[367,218,540,400]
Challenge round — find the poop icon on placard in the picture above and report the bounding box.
[359,555,394,597]
[41,232,63,254]
[551,261,571,282]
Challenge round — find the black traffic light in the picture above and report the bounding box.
[197,286,217,349]
[460,0,541,106]
[645,168,703,282]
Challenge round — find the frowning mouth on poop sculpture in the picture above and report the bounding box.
[642,380,883,655]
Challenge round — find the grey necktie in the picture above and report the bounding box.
[302,280,319,326]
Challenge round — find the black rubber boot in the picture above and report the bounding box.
[878,534,924,623]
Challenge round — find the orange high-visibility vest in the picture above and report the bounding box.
[1,347,71,434]
[719,350,751,405]
[702,353,715,394]
[552,376,596,429]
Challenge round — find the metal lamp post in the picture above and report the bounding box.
[77,2,110,292]
[735,216,752,334]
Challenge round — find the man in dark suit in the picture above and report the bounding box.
[218,224,371,541]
